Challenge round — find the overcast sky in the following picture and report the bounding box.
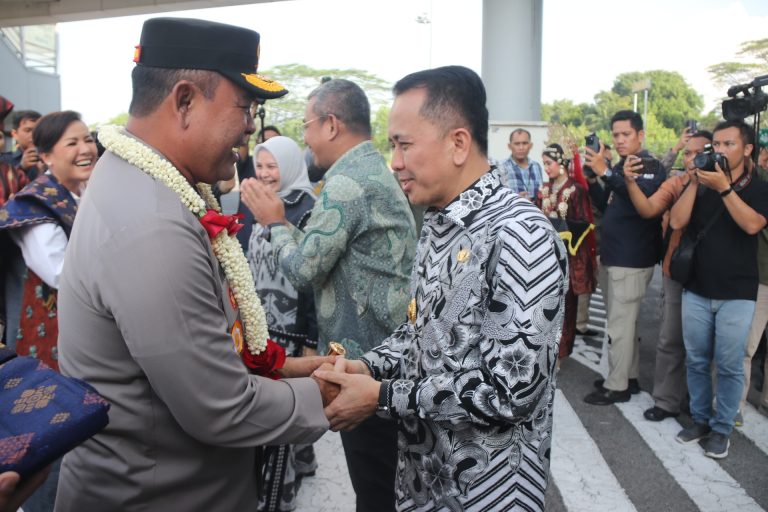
[56,0,768,124]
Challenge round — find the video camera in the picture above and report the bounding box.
[722,74,768,121]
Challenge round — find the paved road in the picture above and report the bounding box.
[295,268,768,511]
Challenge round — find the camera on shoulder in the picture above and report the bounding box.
[693,144,729,172]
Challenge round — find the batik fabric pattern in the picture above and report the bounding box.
[361,169,568,511]
[0,174,78,371]
[248,189,318,512]
[269,141,417,358]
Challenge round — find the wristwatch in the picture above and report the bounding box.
[376,379,391,417]
[603,168,613,178]
[720,186,734,197]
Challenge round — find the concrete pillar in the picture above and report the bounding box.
[482,0,546,163]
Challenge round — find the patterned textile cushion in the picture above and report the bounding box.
[0,347,110,478]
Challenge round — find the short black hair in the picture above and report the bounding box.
[510,128,531,142]
[393,65,488,155]
[33,110,83,154]
[691,130,713,142]
[610,110,643,132]
[308,79,371,138]
[12,110,41,130]
[129,67,221,117]
[713,119,755,155]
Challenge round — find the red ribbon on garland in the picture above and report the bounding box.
[241,339,286,380]
[199,209,244,240]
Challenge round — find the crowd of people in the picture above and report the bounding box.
[0,14,767,512]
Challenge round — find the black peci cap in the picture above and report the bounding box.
[133,17,287,100]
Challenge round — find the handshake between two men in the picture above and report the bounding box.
[281,355,382,432]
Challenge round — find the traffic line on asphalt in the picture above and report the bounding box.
[551,390,636,512]
[573,290,765,511]
[739,402,768,457]
[614,393,763,512]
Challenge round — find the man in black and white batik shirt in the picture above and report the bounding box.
[315,66,567,512]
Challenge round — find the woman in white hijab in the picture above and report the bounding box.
[244,136,319,512]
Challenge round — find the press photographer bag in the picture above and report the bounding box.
[669,203,724,285]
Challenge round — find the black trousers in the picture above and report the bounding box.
[340,415,398,512]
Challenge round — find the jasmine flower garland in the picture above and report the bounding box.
[98,124,268,355]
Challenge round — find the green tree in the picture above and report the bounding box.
[540,99,593,128]
[611,70,704,132]
[707,38,768,89]
[542,70,705,161]
[257,64,393,149]
[371,105,391,156]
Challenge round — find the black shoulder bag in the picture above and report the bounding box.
[669,203,724,285]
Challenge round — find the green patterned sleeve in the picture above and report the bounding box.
[269,178,359,291]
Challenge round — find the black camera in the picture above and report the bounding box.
[583,133,601,177]
[685,119,697,133]
[693,144,729,172]
[722,74,768,121]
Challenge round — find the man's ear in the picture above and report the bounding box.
[638,129,646,144]
[744,143,754,159]
[326,113,341,142]
[171,81,197,129]
[450,127,472,166]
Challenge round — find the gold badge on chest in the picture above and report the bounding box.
[457,248,470,263]
[231,319,244,354]
[408,298,417,324]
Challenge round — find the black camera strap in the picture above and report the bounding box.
[692,199,725,244]
[731,169,752,192]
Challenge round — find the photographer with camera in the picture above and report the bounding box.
[669,119,768,458]
[623,130,712,422]
[582,110,665,406]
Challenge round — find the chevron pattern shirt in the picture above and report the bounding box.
[361,168,568,511]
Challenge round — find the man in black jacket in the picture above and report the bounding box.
[583,110,665,405]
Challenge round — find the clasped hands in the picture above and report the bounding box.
[313,357,381,432]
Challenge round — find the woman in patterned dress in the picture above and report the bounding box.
[0,111,97,369]
[0,110,97,512]
[243,135,319,511]
[537,143,597,359]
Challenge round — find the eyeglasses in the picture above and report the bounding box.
[300,115,329,135]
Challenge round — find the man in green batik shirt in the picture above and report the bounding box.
[241,78,417,512]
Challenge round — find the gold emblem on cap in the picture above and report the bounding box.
[408,298,417,324]
[241,73,286,92]
[457,248,470,263]
[327,342,346,357]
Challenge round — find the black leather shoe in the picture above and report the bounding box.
[643,406,679,421]
[577,327,599,337]
[584,388,631,405]
[594,378,640,395]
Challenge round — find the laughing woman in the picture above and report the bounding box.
[537,143,597,360]
[0,110,97,369]
[240,135,319,511]
[0,110,97,511]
